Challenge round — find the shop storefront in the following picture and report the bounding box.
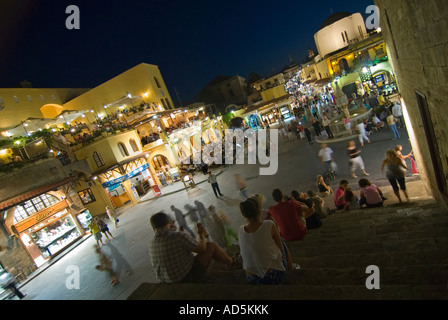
[100,161,158,207]
[11,200,84,267]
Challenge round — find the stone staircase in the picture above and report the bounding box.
[128,199,448,300]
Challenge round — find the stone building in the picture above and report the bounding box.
[375,0,448,207]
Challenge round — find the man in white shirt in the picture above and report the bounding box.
[392,102,405,128]
[356,120,371,147]
[318,144,334,173]
[208,172,224,198]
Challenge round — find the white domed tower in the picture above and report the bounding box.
[314,12,367,58]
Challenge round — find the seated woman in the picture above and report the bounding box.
[238,197,296,285]
[316,175,334,197]
[358,178,385,208]
[306,190,331,219]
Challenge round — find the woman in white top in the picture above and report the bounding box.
[238,197,295,284]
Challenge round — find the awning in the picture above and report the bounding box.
[48,109,90,125]
[0,176,77,212]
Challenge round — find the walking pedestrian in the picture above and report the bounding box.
[88,217,104,248]
[318,143,334,174]
[208,205,227,248]
[0,269,26,299]
[95,246,120,286]
[346,140,369,179]
[207,172,224,198]
[312,119,322,137]
[382,149,409,204]
[171,205,195,238]
[386,111,400,140]
[184,204,200,225]
[392,101,405,128]
[105,206,118,228]
[322,114,334,139]
[304,126,313,144]
[95,217,114,241]
[234,174,248,199]
[216,208,239,247]
[344,117,352,135]
[356,120,371,147]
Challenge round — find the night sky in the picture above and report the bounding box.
[0,0,374,104]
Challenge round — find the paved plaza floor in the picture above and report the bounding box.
[8,125,427,300]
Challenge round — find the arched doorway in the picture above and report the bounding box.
[152,154,171,172]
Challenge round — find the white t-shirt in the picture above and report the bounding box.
[238,220,285,278]
[318,147,333,162]
[356,123,366,133]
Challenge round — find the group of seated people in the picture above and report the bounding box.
[333,179,386,210]
[149,185,338,286]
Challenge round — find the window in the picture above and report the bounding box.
[93,151,105,167]
[118,142,129,157]
[13,194,61,223]
[229,89,235,97]
[341,33,345,42]
[13,96,19,103]
[165,98,171,109]
[345,31,349,42]
[154,76,162,88]
[160,99,167,109]
[40,95,45,102]
[51,94,57,101]
[129,139,139,152]
[78,189,96,205]
[27,95,32,102]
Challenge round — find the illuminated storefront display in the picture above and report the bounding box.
[12,199,83,267]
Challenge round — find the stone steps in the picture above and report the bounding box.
[128,199,448,300]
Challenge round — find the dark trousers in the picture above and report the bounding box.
[5,283,25,299]
[324,126,334,138]
[211,183,222,197]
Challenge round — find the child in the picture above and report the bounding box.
[343,188,359,211]
[334,180,349,210]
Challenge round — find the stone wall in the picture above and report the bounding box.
[0,223,35,278]
[375,0,448,207]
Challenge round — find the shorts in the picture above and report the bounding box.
[93,232,102,241]
[180,258,207,283]
[101,226,109,232]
